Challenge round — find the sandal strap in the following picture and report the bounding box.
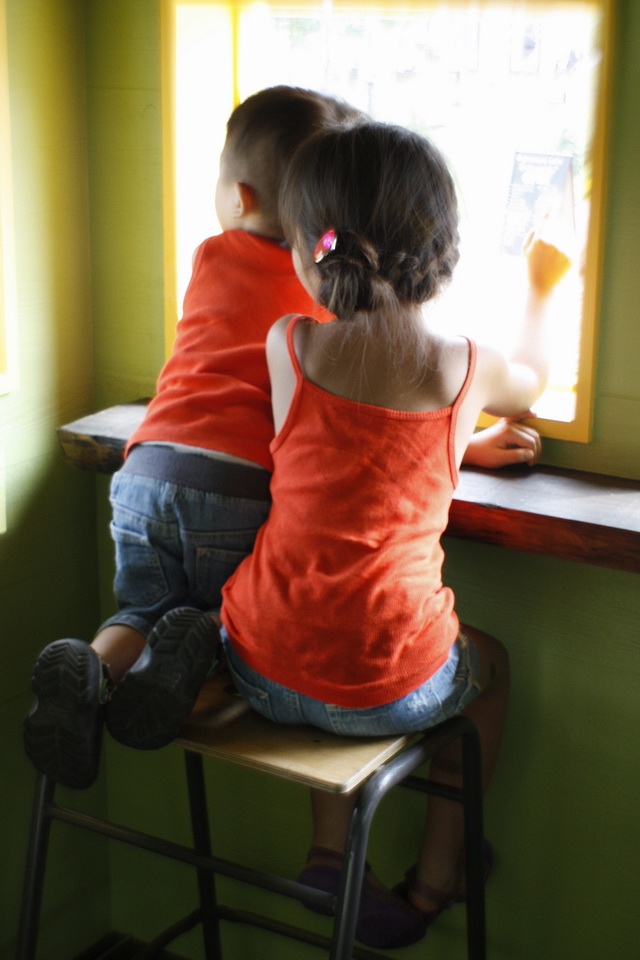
[306,846,371,874]
[306,846,344,865]
[404,866,451,909]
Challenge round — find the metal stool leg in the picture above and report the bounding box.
[184,751,223,960]
[327,801,371,960]
[331,718,486,960]
[461,723,486,960]
[17,773,56,960]
[330,738,440,960]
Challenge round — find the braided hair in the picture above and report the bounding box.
[280,121,460,334]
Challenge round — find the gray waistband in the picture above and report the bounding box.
[123,445,271,500]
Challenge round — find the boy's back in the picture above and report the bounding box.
[127,230,329,472]
[129,85,361,471]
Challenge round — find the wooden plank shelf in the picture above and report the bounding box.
[58,402,149,475]
[447,466,640,573]
[58,404,640,574]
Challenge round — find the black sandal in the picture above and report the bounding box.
[297,846,430,949]
[23,638,109,789]
[106,607,219,750]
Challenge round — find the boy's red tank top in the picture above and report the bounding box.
[221,317,477,708]
[126,231,330,472]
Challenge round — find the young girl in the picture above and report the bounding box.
[219,121,571,949]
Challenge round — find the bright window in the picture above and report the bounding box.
[162,0,613,442]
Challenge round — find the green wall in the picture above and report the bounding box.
[1,1,639,958]
[0,2,107,957]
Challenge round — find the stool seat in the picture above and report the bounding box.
[18,667,486,960]
[176,670,415,794]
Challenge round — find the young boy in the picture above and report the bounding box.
[24,88,542,791]
[23,86,363,789]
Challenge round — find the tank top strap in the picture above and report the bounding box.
[270,315,317,455]
[285,314,316,384]
[453,338,477,410]
[448,338,477,483]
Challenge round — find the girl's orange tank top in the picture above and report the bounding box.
[222,316,477,708]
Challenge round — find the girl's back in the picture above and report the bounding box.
[269,313,475,467]
[221,314,472,709]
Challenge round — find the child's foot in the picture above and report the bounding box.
[105,607,219,750]
[23,638,109,789]
[297,846,429,949]
[397,867,457,919]
[397,840,494,915]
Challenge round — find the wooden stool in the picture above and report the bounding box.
[18,669,486,960]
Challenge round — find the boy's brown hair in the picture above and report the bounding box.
[225,86,363,238]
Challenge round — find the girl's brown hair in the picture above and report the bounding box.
[279,121,460,322]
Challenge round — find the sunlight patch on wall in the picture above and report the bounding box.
[0,0,18,397]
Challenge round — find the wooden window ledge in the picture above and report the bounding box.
[58,403,640,574]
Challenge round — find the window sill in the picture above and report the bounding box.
[58,404,640,574]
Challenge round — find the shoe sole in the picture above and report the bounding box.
[23,638,103,790]
[106,607,217,750]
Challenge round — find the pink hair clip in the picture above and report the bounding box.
[313,228,337,264]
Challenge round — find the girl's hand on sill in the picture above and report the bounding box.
[463,416,542,469]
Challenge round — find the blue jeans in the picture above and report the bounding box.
[99,446,270,638]
[221,628,481,736]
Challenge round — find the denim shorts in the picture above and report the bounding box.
[220,628,481,737]
[99,446,271,638]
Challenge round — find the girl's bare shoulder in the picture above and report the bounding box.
[418,334,471,408]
